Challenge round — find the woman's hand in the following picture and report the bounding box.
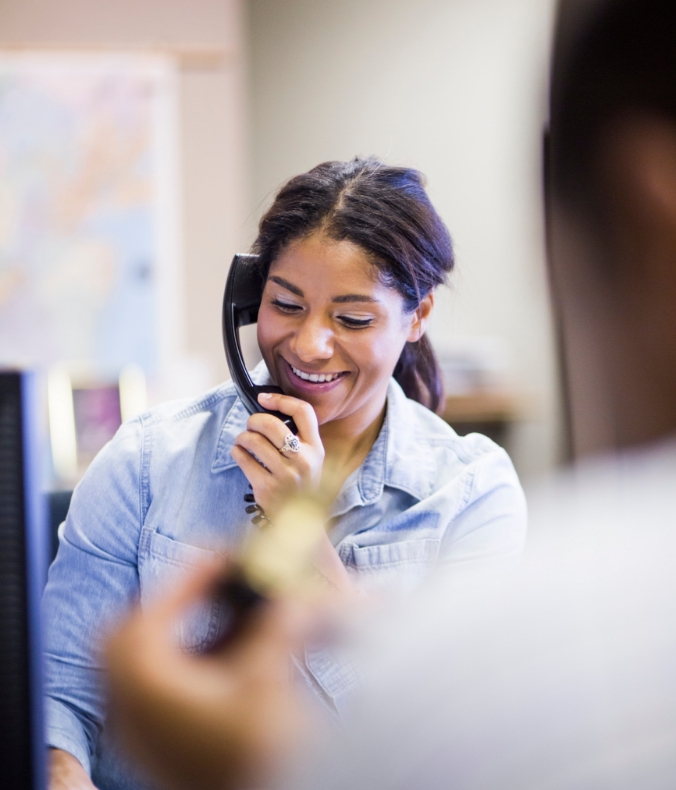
[231,392,324,519]
[49,749,97,790]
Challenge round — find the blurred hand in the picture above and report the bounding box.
[104,562,313,790]
[231,393,324,519]
[49,749,96,790]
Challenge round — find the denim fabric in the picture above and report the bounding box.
[43,363,526,786]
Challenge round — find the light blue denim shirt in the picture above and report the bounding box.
[43,363,526,787]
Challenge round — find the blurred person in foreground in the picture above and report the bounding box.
[102,0,676,788]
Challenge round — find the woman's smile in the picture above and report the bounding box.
[289,363,346,383]
[285,359,350,386]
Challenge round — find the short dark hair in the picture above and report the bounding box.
[550,0,676,212]
[252,157,454,412]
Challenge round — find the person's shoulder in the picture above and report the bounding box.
[409,399,501,456]
[87,380,236,462]
[393,384,506,467]
[91,381,240,475]
[387,380,522,501]
[141,379,238,426]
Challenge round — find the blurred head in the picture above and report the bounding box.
[252,158,454,427]
[549,0,676,455]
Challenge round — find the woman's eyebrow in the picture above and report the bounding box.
[331,294,379,304]
[269,275,379,304]
[269,275,303,297]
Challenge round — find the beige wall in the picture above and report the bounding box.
[248,0,561,478]
[0,0,249,387]
[1,0,562,476]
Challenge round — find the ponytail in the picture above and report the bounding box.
[393,334,444,414]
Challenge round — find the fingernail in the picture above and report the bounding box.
[259,392,273,401]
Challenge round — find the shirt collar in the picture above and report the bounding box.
[211,361,272,473]
[329,378,437,517]
[212,367,438,507]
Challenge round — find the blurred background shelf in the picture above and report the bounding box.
[441,391,526,447]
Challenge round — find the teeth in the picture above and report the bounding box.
[291,365,342,383]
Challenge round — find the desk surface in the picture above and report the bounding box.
[441,391,525,424]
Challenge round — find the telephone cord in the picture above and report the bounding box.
[244,485,271,528]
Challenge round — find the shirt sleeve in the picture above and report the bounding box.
[42,417,147,774]
[438,445,527,573]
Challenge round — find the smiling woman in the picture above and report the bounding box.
[261,238,428,428]
[43,158,527,790]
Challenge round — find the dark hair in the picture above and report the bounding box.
[550,0,676,214]
[251,157,454,412]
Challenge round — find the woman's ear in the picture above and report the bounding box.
[407,292,435,343]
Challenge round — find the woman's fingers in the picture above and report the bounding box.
[233,431,289,476]
[230,445,274,484]
[257,392,322,446]
[245,412,299,454]
[231,395,324,515]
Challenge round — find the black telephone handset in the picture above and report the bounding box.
[204,256,304,653]
[222,253,297,435]
[204,253,301,653]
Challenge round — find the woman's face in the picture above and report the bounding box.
[257,232,431,429]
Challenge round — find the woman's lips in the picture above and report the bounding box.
[281,358,349,395]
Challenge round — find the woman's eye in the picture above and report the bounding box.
[338,315,374,329]
[272,299,302,313]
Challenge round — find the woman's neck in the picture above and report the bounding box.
[319,402,387,492]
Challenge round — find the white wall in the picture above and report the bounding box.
[248,0,560,478]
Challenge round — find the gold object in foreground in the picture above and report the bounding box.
[241,495,328,598]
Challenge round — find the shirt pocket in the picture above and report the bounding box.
[339,537,441,597]
[307,535,441,706]
[304,642,362,712]
[138,528,223,653]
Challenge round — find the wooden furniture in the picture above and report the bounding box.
[441,391,524,447]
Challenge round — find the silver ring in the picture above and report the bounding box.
[280,433,301,454]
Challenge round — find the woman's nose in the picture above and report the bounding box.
[291,316,334,361]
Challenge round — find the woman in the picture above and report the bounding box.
[45,158,526,790]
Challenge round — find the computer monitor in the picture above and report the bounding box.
[0,371,47,790]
